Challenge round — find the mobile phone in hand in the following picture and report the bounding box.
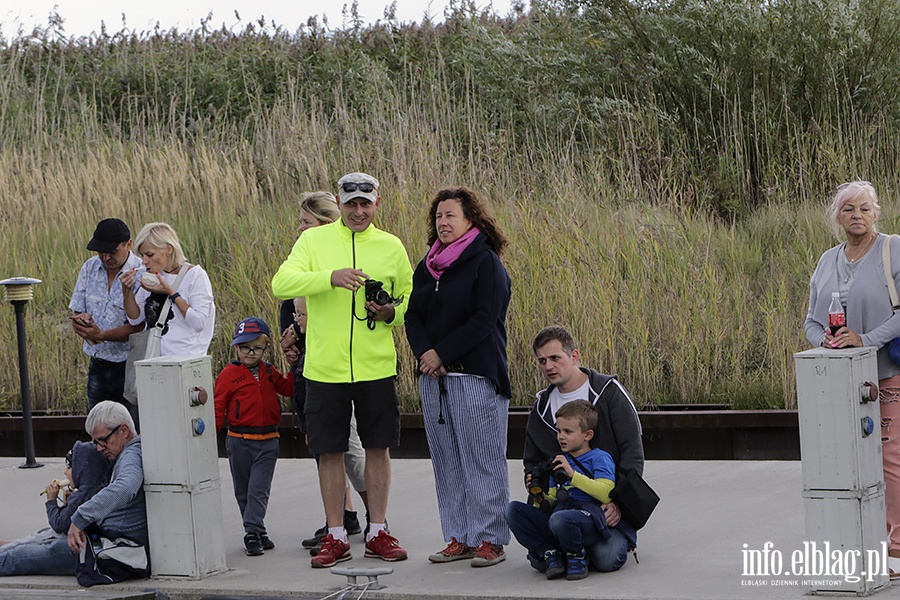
[69,316,98,344]
[69,316,90,327]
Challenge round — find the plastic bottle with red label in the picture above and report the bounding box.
[828,292,846,336]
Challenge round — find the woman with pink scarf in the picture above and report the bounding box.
[406,187,512,568]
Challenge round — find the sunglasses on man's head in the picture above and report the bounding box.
[341,182,375,193]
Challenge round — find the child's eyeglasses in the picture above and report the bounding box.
[238,345,267,355]
[65,450,72,469]
[341,182,375,193]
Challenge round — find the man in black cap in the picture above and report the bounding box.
[69,219,144,416]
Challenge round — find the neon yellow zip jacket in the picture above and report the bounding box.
[271,220,413,384]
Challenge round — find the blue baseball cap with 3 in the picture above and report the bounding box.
[231,317,271,345]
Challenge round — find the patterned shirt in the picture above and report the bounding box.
[69,254,143,362]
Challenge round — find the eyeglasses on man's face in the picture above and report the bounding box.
[238,345,267,355]
[93,423,122,447]
[341,182,375,193]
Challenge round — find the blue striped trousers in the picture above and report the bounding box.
[420,374,511,547]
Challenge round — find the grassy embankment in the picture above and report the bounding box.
[2,0,900,412]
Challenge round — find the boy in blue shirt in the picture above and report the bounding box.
[506,400,615,580]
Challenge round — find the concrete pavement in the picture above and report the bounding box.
[1,457,900,599]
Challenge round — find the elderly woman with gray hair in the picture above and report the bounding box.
[804,180,900,576]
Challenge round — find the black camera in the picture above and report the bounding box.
[527,457,569,512]
[365,279,393,306]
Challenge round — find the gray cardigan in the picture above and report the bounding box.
[805,233,900,379]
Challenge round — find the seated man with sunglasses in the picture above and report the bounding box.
[272,171,414,567]
[67,401,149,584]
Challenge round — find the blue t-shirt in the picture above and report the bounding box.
[557,447,616,506]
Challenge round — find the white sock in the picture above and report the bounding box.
[367,522,386,541]
[329,526,347,543]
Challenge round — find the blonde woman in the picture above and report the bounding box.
[121,222,216,357]
[279,192,341,336]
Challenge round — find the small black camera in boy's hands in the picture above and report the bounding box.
[364,279,394,306]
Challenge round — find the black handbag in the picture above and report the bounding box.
[609,469,660,530]
[75,524,149,587]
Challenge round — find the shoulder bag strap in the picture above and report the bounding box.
[153,263,191,331]
[883,236,899,311]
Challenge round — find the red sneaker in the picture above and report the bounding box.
[364,530,408,561]
[310,534,351,568]
[471,541,505,567]
[428,537,476,563]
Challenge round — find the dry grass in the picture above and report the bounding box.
[3,4,900,412]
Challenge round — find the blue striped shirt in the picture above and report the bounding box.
[72,437,148,545]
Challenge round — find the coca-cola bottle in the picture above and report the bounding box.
[828,292,846,336]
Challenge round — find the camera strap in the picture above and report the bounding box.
[349,232,376,329]
[567,453,591,478]
[349,288,377,330]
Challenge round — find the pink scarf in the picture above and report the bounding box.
[426,227,482,280]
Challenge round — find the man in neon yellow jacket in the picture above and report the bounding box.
[272,172,414,567]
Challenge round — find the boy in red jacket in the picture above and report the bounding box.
[215,317,293,556]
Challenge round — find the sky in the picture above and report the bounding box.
[0,0,517,39]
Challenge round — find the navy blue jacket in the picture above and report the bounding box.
[46,441,111,534]
[406,233,512,398]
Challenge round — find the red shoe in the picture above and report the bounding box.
[471,541,506,567]
[310,534,351,568]
[364,530,408,561]
[428,538,476,563]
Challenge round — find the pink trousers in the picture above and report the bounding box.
[880,377,900,554]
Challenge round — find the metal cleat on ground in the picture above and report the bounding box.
[330,566,394,590]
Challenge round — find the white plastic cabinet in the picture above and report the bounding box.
[136,355,218,487]
[795,347,882,491]
[794,347,888,596]
[143,480,226,578]
[801,488,888,595]
[135,355,226,578]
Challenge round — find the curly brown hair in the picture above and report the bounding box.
[426,187,509,255]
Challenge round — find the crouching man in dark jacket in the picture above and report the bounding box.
[506,326,644,574]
